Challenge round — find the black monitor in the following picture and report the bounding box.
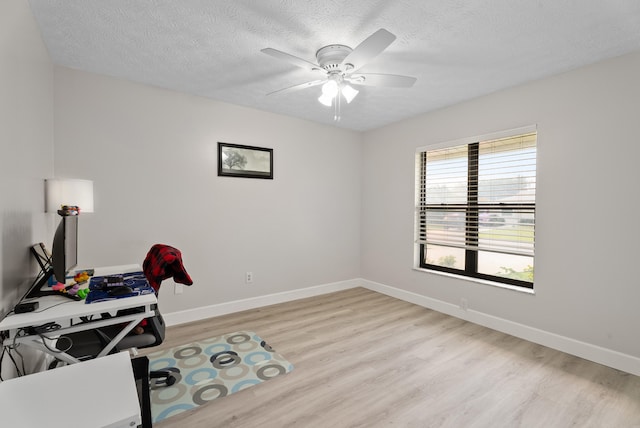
[51,215,78,283]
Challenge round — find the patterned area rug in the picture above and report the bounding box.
[147,331,293,424]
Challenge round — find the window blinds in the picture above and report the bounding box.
[417,132,536,258]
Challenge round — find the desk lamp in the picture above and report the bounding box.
[45,179,94,214]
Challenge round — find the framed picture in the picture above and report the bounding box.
[217,142,273,179]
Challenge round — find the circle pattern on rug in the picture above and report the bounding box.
[148,331,293,425]
[210,351,241,369]
[184,367,218,385]
[218,363,250,380]
[174,346,202,359]
[234,340,260,352]
[231,378,261,393]
[256,364,287,380]
[226,333,251,344]
[244,351,272,365]
[177,353,208,369]
[152,382,188,404]
[204,343,231,355]
[192,384,228,405]
[150,357,177,371]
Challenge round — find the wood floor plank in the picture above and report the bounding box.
[148,288,640,428]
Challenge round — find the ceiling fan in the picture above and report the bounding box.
[261,29,416,120]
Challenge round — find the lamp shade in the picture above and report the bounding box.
[341,84,359,103]
[318,93,334,107]
[321,80,339,98]
[45,179,94,213]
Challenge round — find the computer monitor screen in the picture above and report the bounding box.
[51,215,78,283]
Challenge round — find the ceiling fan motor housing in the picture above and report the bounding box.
[316,44,353,72]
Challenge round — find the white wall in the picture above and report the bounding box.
[0,0,54,377]
[53,67,363,315]
[361,51,640,360]
[0,0,54,316]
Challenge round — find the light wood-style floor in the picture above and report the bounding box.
[149,288,640,428]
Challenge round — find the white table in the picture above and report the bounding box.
[0,351,141,428]
[0,264,157,364]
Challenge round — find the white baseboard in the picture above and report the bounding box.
[163,279,360,327]
[361,279,640,377]
[164,277,640,376]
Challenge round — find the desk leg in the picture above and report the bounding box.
[96,314,146,357]
[131,356,152,428]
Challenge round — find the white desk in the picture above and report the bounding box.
[0,351,141,428]
[0,264,157,364]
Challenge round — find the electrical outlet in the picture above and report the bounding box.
[245,271,253,284]
[460,298,468,311]
[174,283,184,294]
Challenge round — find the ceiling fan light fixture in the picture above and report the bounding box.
[318,93,333,107]
[318,79,339,107]
[321,80,339,97]
[341,84,359,103]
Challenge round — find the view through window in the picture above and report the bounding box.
[416,131,537,288]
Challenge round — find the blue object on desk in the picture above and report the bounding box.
[86,271,155,304]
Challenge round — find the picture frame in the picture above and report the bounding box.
[217,142,273,179]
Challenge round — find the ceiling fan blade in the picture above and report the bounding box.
[261,48,323,73]
[266,79,325,96]
[341,29,396,72]
[347,73,417,88]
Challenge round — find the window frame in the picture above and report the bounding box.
[415,127,537,290]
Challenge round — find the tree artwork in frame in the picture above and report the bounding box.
[218,142,273,179]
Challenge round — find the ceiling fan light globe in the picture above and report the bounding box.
[318,93,333,107]
[342,85,359,103]
[321,80,339,97]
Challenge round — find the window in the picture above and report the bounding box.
[415,130,537,289]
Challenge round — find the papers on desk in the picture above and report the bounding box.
[85,271,155,304]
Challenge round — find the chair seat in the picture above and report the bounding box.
[116,332,157,350]
[56,324,158,358]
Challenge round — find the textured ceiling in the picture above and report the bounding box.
[27,0,640,131]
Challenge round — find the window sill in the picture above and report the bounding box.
[412,267,536,295]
